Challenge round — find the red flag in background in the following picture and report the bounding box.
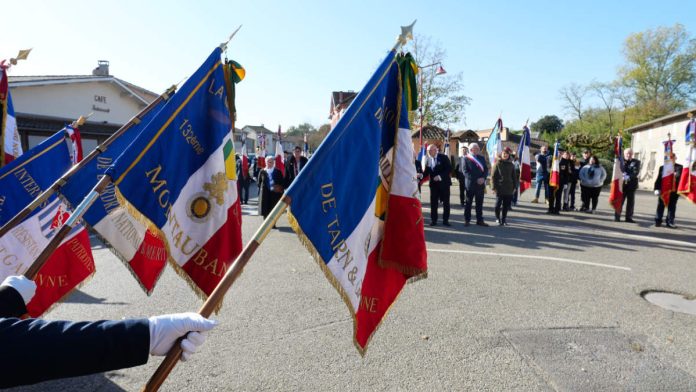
[275,125,285,176]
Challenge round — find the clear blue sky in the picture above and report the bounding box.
[2,0,694,131]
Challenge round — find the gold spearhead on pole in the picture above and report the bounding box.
[9,48,32,65]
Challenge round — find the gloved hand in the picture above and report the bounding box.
[148,312,217,361]
[654,190,660,196]
[0,275,37,305]
[623,173,630,182]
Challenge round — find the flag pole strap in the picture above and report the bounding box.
[23,175,112,279]
[142,196,290,392]
[0,85,176,239]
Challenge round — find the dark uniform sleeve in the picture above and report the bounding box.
[0,285,28,318]
[0,317,150,388]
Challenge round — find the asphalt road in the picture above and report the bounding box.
[8,184,696,391]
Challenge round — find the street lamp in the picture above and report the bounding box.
[418,62,447,151]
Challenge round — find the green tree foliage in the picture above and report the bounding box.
[285,122,316,137]
[620,23,696,120]
[530,115,564,134]
[407,35,471,129]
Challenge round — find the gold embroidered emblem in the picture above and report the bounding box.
[204,172,228,206]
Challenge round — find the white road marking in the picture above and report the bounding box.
[427,248,632,271]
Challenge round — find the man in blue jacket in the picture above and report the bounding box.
[463,143,489,226]
[0,275,215,388]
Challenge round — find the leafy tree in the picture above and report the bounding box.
[307,123,331,150]
[620,23,696,119]
[285,122,316,137]
[531,115,564,134]
[407,35,471,129]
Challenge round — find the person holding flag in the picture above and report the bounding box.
[547,141,562,214]
[677,115,696,204]
[654,137,682,228]
[237,142,251,204]
[614,148,640,223]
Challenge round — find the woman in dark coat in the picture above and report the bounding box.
[257,156,284,220]
[492,148,518,226]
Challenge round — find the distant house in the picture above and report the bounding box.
[627,107,695,190]
[8,60,158,153]
[240,125,295,156]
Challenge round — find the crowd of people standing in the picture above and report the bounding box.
[419,141,686,229]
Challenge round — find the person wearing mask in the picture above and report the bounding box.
[0,275,215,388]
[578,149,592,211]
[492,148,518,225]
[531,145,550,204]
[257,156,284,222]
[462,143,489,226]
[454,145,469,207]
[615,148,641,223]
[423,144,452,226]
[578,155,607,214]
[567,152,580,211]
[654,155,683,228]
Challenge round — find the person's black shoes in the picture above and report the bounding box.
[429,222,437,227]
[476,221,489,227]
[443,222,451,227]
[625,218,636,223]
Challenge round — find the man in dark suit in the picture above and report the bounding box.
[454,145,469,207]
[615,148,641,222]
[423,144,452,226]
[236,155,251,204]
[654,156,683,228]
[285,146,309,187]
[0,275,214,388]
[463,143,489,226]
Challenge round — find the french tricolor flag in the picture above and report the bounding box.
[660,138,676,207]
[517,125,532,193]
[608,134,624,213]
[1,63,23,166]
[549,140,561,188]
[275,125,285,176]
[285,50,426,353]
[677,119,696,204]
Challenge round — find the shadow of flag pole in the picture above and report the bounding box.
[140,20,417,392]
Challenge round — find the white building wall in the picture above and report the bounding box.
[11,81,146,125]
[631,119,690,190]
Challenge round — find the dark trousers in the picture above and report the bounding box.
[548,185,562,213]
[465,188,485,223]
[580,185,589,210]
[616,190,635,220]
[568,181,577,208]
[656,193,678,225]
[239,179,250,203]
[430,183,450,224]
[587,187,601,211]
[458,181,466,206]
[495,195,513,222]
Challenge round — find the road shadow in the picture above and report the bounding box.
[6,372,127,392]
[63,289,129,306]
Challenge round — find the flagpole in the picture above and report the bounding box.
[141,22,417,392]
[0,85,176,238]
[22,175,111,279]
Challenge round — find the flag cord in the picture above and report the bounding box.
[0,85,177,239]
[142,196,290,392]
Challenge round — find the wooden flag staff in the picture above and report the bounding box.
[141,21,417,392]
[0,85,176,239]
[22,175,111,279]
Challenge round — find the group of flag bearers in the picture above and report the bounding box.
[0,23,428,390]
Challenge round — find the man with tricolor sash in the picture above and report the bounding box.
[284,48,427,353]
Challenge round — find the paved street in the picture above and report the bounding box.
[9,184,696,391]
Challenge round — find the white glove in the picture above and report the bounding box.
[434,175,442,181]
[148,312,217,361]
[1,275,36,305]
[623,174,630,182]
